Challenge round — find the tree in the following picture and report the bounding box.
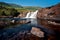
[10,8,20,17]
[1,11,6,16]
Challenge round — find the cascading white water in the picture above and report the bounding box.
[25,10,38,19]
[25,12,31,18]
[29,10,38,18]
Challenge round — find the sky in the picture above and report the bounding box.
[0,0,60,7]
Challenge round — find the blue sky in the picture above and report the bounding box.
[0,0,60,7]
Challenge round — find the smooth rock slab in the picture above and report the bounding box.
[31,27,44,37]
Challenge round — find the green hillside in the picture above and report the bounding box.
[0,2,23,8]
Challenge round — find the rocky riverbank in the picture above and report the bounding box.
[37,3,60,40]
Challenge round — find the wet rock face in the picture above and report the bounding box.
[37,8,50,18]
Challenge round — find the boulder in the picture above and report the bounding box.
[31,27,44,37]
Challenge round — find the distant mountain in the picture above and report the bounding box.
[9,4,23,8]
[0,2,23,8]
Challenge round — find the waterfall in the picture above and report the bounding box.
[25,10,38,19]
[25,10,38,24]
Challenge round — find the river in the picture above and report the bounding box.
[0,18,55,40]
